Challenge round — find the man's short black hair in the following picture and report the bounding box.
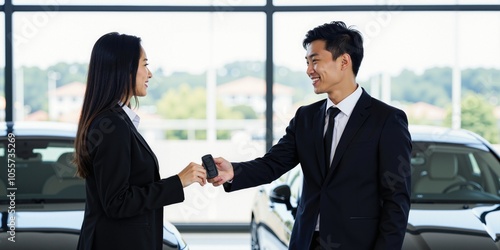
[303,21,364,76]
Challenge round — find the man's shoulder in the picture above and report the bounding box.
[299,99,326,111]
[368,96,405,113]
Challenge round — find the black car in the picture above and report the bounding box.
[251,125,500,250]
[0,121,188,249]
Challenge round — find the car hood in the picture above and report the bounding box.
[405,204,500,249]
[1,210,83,233]
[0,210,188,249]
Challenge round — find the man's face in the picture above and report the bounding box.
[305,40,344,95]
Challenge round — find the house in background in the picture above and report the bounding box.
[216,76,294,117]
[404,102,446,125]
[48,82,85,122]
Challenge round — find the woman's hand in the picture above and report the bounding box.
[177,162,207,187]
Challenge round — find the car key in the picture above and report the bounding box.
[202,154,219,179]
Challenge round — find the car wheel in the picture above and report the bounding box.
[251,216,260,250]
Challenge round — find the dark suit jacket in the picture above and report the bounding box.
[77,106,184,250]
[225,89,411,250]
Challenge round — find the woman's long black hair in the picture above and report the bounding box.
[75,32,142,178]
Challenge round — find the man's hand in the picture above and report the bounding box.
[207,157,234,186]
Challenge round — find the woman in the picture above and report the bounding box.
[74,32,206,250]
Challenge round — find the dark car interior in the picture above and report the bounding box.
[269,141,500,214]
[0,139,85,204]
[411,142,500,203]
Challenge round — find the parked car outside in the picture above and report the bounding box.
[251,125,500,250]
[0,121,188,250]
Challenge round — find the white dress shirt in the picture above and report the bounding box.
[324,85,363,165]
[316,84,363,231]
[121,104,141,129]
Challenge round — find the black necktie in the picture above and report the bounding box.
[324,107,341,170]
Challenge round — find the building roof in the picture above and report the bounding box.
[405,102,446,120]
[25,110,49,121]
[51,82,86,97]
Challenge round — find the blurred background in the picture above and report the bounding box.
[2,0,500,236]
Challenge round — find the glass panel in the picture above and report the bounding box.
[274,0,500,5]
[411,142,500,202]
[13,0,265,5]
[273,12,500,141]
[13,11,266,224]
[0,13,4,121]
[0,138,83,201]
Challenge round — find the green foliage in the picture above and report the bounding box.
[47,62,87,85]
[217,61,311,103]
[444,92,499,143]
[217,61,264,84]
[156,83,243,120]
[20,66,50,112]
[157,83,206,119]
[163,129,231,140]
[143,70,206,106]
[7,61,500,143]
[18,63,87,113]
[462,68,500,102]
[391,68,451,106]
[231,105,257,119]
[156,83,243,140]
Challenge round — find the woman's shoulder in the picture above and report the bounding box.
[90,106,129,131]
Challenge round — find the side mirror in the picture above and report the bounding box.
[270,184,293,210]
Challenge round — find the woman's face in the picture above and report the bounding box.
[135,47,152,97]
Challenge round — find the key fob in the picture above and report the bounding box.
[202,154,218,179]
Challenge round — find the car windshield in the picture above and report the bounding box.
[0,138,85,204]
[411,142,500,203]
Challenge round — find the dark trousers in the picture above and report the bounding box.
[309,231,321,250]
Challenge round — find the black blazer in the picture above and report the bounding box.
[77,106,184,250]
[225,89,411,250]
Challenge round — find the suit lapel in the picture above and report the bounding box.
[314,101,328,178]
[114,106,160,170]
[327,90,371,177]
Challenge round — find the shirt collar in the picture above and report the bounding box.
[120,103,141,129]
[325,84,363,117]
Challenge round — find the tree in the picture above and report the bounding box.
[156,83,243,140]
[391,68,451,106]
[444,92,499,143]
[47,62,87,86]
[20,66,49,113]
[231,105,257,119]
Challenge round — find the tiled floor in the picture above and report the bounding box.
[182,232,250,250]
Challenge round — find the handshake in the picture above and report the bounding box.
[177,154,232,188]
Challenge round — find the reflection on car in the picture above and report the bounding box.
[0,121,188,250]
[251,125,500,250]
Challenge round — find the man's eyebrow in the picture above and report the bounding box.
[305,53,319,59]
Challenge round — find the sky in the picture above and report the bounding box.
[6,10,500,81]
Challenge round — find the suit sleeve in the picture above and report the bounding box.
[224,109,302,192]
[88,114,184,219]
[375,109,412,250]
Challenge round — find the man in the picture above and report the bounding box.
[209,21,411,250]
